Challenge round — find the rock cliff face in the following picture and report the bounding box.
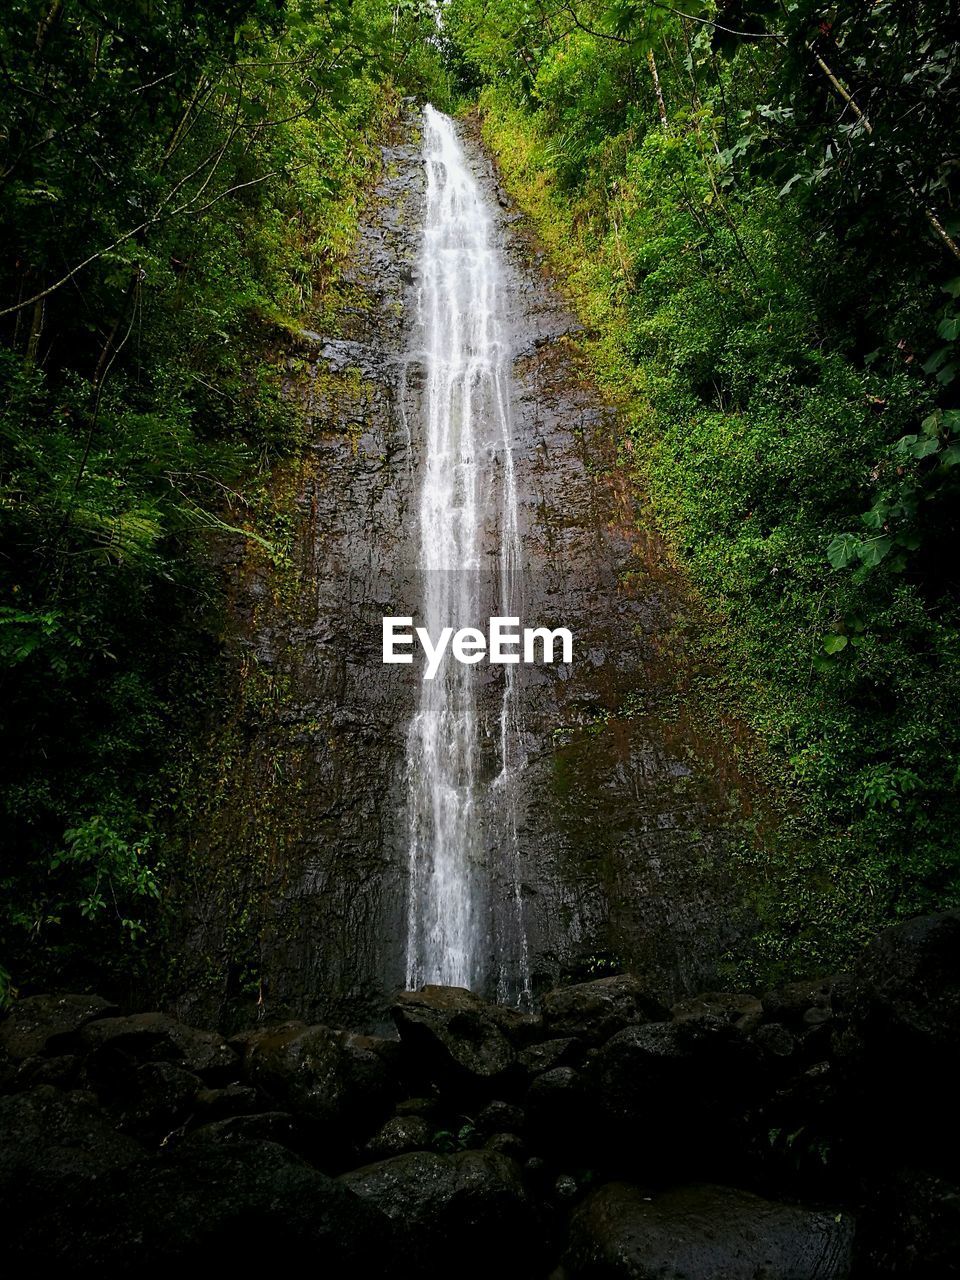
[2,912,957,1275]
[167,104,780,1032]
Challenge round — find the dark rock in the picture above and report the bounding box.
[392,987,522,1085]
[188,1111,298,1149]
[565,1182,855,1279]
[475,1098,525,1137]
[395,1094,439,1118]
[0,1085,144,1243]
[107,1061,202,1141]
[672,991,763,1035]
[194,1082,260,1122]
[555,1172,580,1201]
[803,1005,833,1027]
[13,1052,81,1091]
[485,1131,526,1160]
[0,993,117,1060]
[755,1062,843,1191]
[365,1114,434,1159]
[239,1021,394,1152]
[341,1148,543,1278]
[12,1138,394,1270]
[857,1167,960,1277]
[526,1065,592,1159]
[79,1013,237,1082]
[586,1018,753,1172]
[541,975,669,1045]
[518,1036,580,1075]
[0,1045,15,1092]
[846,910,960,1054]
[762,978,836,1029]
[752,1022,796,1061]
[839,911,960,1163]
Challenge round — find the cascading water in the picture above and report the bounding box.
[404,105,530,1001]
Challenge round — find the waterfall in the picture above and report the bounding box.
[404,105,530,1001]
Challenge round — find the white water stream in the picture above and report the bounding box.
[404,106,530,1001]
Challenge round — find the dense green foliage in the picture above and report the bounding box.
[0,0,445,996]
[442,0,960,972]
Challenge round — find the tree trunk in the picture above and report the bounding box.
[648,50,668,129]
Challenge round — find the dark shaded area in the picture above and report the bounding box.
[1,911,957,1275]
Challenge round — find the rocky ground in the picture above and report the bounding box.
[1,910,958,1276]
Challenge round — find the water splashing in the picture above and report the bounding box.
[404,105,530,1002]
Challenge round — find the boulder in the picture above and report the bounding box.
[365,1113,434,1159]
[79,1013,237,1082]
[0,993,117,1060]
[565,1182,854,1279]
[761,979,837,1029]
[188,1111,299,1149]
[519,1036,580,1076]
[396,1094,439,1119]
[844,910,960,1054]
[525,1065,593,1160]
[752,1022,796,1062]
[193,1082,260,1122]
[13,1052,82,1091]
[586,1018,753,1172]
[835,911,960,1164]
[239,1021,394,1153]
[541,975,668,1044]
[107,1060,202,1141]
[341,1148,543,1277]
[11,1137,395,1269]
[0,1085,144,1240]
[485,1131,526,1160]
[475,1098,525,1138]
[856,1167,960,1278]
[392,987,522,1085]
[672,992,763,1035]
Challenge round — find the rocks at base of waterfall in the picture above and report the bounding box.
[237,1021,396,1156]
[485,1130,527,1160]
[525,1066,593,1161]
[855,1166,960,1277]
[840,909,960,1054]
[475,1098,525,1137]
[761,977,842,1030]
[518,1035,581,1076]
[340,1148,547,1278]
[365,1113,435,1159]
[188,1110,300,1149]
[0,1085,145,1249]
[831,909,960,1166]
[11,1136,395,1271]
[6,1049,83,1091]
[392,986,532,1088]
[541,974,669,1045]
[585,1018,756,1173]
[0,992,118,1060]
[103,1059,203,1142]
[751,1021,797,1062]
[0,1084,144,1187]
[563,1182,855,1280]
[77,1011,237,1082]
[672,990,764,1035]
[193,1081,260,1122]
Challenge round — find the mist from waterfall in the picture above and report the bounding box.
[404,105,530,1003]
